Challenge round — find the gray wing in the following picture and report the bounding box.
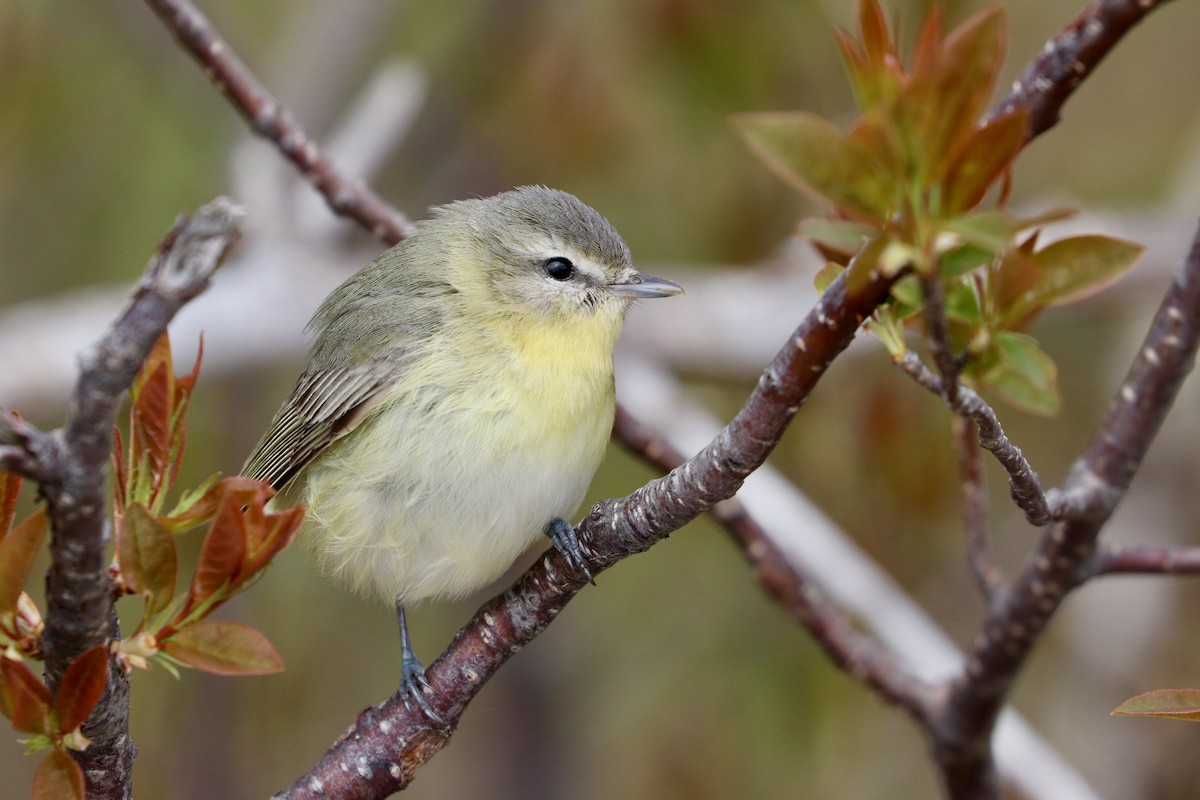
[242,350,403,490]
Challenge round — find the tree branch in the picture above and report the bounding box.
[1093,544,1200,576]
[143,0,411,244]
[899,352,1060,526]
[936,215,1200,798]
[987,0,1176,139]
[30,197,243,799]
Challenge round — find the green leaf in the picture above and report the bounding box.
[799,218,878,263]
[1004,235,1144,323]
[867,306,907,360]
[944,277,983,326]
[0,509,47,617]
[734,111,892,222]
[939,243,994,280]
[1113,689,1200,721]
[161,620,284,676]
[940,211,1011,254]
[160,475,267,535]
[980,332,1060,416]
[888,274,923,311]
[813,262,845,294]
[118,505,177,619]
[33,747,85,800]
[55,646,109,734]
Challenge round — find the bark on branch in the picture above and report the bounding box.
[7,198,243,799]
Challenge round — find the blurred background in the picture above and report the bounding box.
[4,0,1200,797]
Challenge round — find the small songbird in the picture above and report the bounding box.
[243,186,681,721]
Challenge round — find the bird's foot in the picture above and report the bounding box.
[400,649,445,727]
[545,517,595,584]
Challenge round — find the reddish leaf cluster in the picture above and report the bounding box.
[116,480,300,676]
[107,333,302,677]
[1,331,302,798]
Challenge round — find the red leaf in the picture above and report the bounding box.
[0,656,53,735]
[243,505,304,578]
[903,7,1007,181]
[942,110,1029,215]
[910,2,944,79]
[0,508,47,616]
[117,504,178,618]
[133,361,172,487]
[175,333,204,395]
[161,620,284,676]
[55,646,109,734]
[161,475,271,533]
[0,471,21,535]
[33,747,85,800]
[110,426,127,518]
[189,492,247,606]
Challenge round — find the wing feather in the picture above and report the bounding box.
[243,349,404,490]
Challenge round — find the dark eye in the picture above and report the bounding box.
[543,257,575,281]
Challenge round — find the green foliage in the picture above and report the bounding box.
[1,332,302,798]
[735,0,1144,416]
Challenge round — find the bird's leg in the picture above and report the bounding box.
[545,517,595,584]
[396,602,444,726]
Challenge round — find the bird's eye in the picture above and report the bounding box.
[543,257,575,281]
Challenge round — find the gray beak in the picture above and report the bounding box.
[608,271,683,299]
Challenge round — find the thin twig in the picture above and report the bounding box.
[144,0,411,245]
[954,418,1004,601]
[1092,544,1200,576]
[0,415,62,485]
[920,272,963,402]
[34,198,242,799]
[613,405,937,723]
[899,352,1058,526]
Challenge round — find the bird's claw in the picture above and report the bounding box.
[400,655,446,728]
[546,517,595,585]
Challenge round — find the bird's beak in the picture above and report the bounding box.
[608,271,683,299]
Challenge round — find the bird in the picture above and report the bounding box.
[243,186,681,722]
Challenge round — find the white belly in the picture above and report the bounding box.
[293,371,613,605]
